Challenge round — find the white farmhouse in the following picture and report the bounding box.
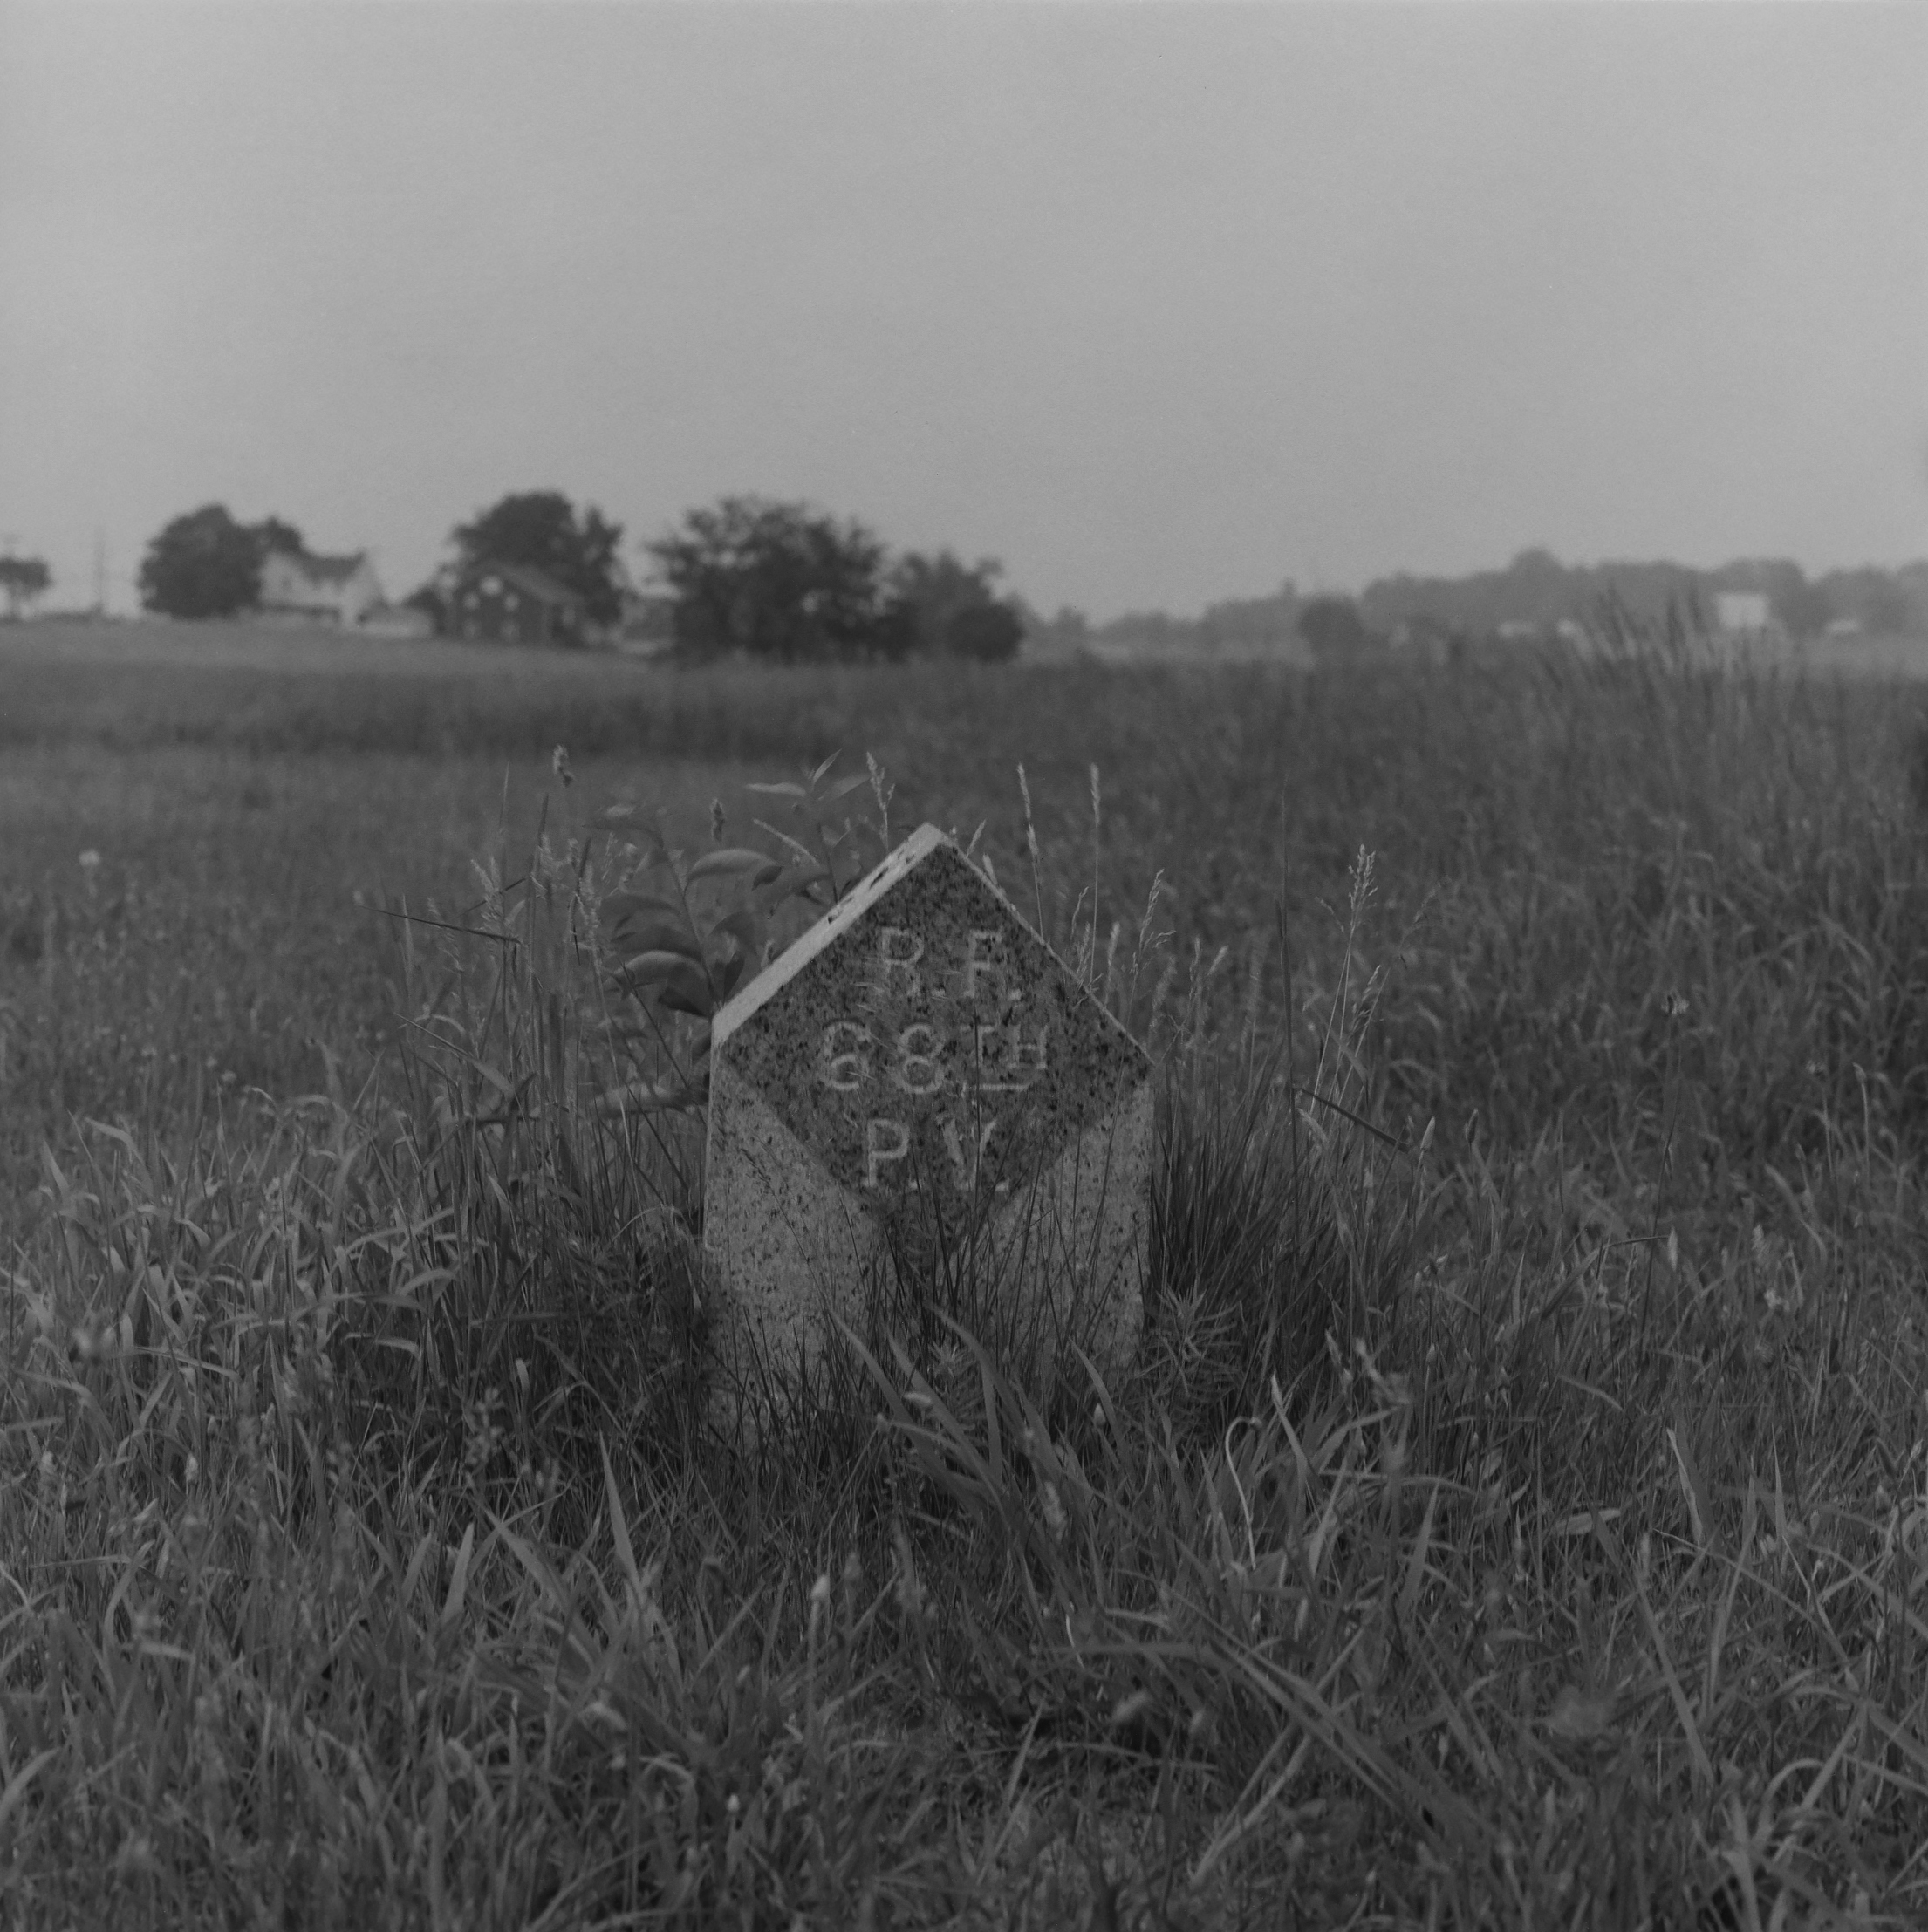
[1712,590,1774,635]
[259,550,385,626]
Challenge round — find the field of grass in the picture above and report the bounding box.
[5,618,1928,1927]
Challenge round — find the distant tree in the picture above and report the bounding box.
[139,505,265,618]
[887,550,1023,662]
[135,507,310,619]
[1860,577,1914,636]
[647,496,904,662]
[254,516,306,560]
[1022,604,1091,661]
[1200,579,1301,655]
[1813,570,1919,637]
[451,491,625,628]
[402,578,448,629]
[1296,594,1372,661]
[0,555,51,618]
[1774,577,1829,639]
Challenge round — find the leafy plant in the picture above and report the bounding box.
[588,751,885,1117]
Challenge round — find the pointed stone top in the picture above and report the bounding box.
[712,823,949,1050]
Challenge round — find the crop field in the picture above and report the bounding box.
[5,618,1928,1927]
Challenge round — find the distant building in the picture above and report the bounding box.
[1713,590,1774,635]
[259,550,384,625]
[448,560,588,647]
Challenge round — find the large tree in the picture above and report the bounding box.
[646,496,906,662]
[1296,594,1374,661]
[0,556,51,618]
[451,491,625,628]
[887,550,1024,662]
[136,508,308,619]
[255,516,306,562]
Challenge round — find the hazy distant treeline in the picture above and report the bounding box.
[1357,550,1928,642]
[1026,583,1305,661]
[1029,550,1928,661]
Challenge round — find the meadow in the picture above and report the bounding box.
[3,617,1928,1928]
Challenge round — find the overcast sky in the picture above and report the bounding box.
[3,1,1924,620]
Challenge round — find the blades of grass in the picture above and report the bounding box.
[1632,1574,1715,1793]
[1398,1481,1440,1630]
[1701,1479,1755,1729]
[1190,1733,1311,1889]
[600,1437,646,1611]
[437,1523,475,1634]
[0,1749,59,1840]
[1667,1418,1722,1563]
[1793,1700,1868,1822]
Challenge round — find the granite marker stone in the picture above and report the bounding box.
[703,823,1152,1425]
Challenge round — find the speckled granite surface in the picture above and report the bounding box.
[703,823,1152,1423]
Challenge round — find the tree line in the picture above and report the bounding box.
[1355,548,1928,645]
[129,492,1025,664]
[1040,549,1928,666]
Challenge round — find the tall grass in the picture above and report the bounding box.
[4,633,1928,1924]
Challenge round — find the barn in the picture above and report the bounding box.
[448,561,589,647]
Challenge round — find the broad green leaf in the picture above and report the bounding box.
[687,847,778,884]
[614,948,704,984]
[746,780,808,799]
[707,905,762,957]
[612,952,714,1014]
[660,980,712,1018]
[766,861,830,909]
[593,1075,702,1116]
[607,912,705,962]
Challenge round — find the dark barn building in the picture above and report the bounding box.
[448,561,588,647]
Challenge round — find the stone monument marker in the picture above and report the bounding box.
[704,823,1152,1419]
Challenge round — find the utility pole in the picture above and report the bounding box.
[94,529,107,615]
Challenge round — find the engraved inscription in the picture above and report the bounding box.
[820,1019,871,1092]
[941,1116,1001,1191]
[865,1117,910,1189]
[723,834,1145,1211]
[891,1023,944,1094]
[974,1020,1048,1091]
[812,921,1055,1201]
[961,927,1001,998]
[878,925,924,987]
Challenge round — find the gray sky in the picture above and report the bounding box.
[3,1,1925,620]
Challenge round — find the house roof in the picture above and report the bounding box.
[273,550,368,585]
[459,560,586,609]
